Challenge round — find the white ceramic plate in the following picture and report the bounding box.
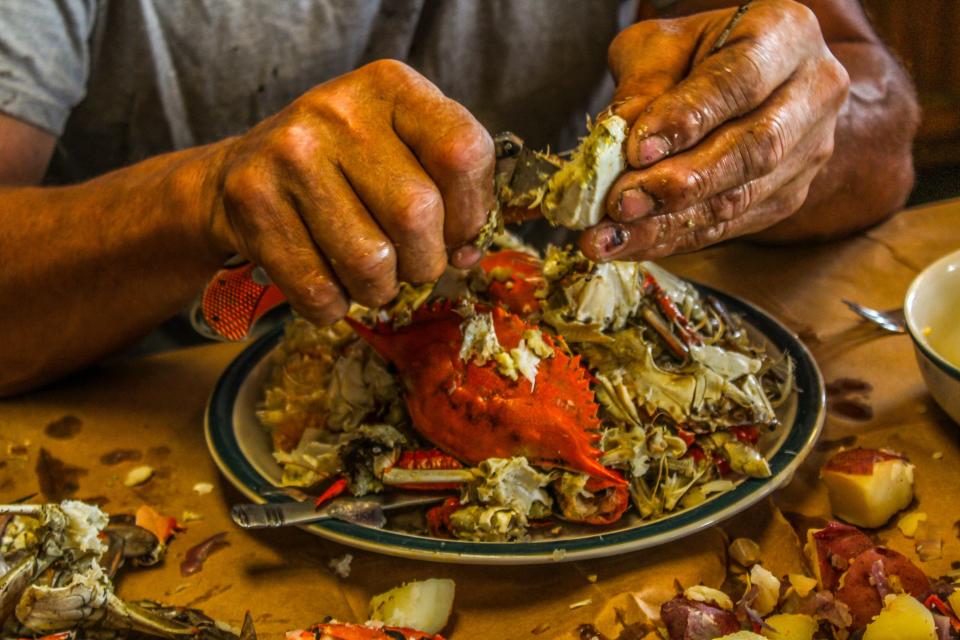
[206,284,825,564]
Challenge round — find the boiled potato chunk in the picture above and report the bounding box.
[716,633,766,640]
[862,594,936,640]
[762,614,817,640]
[749,564,781,616]
[821,449,914,528]
[368,579,456,634]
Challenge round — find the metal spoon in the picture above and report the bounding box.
[841,299,906,334]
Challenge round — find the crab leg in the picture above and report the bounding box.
[643,273,701,346]
[102,594,204,638]
[640,308,688,360]
[381,469,476,487]
[0,505,44,516]
[381,450,473,490]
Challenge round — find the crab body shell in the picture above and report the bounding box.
[347,304,623,488]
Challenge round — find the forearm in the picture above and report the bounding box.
[0,143,228,396]
[753,42,919,241]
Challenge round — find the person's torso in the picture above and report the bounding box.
[48,0,636,184]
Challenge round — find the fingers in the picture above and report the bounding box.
[605,20,693,123]
[387,62,495,266]
[580,132,826,262]
[284,161,401,310]
[607,68,826,223]
[339,135,448,284]
[624,2,822,170]
[221,168,348,325]
[622,171,817,260]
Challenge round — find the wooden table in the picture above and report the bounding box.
[2,199,959,639]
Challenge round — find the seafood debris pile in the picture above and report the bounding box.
[0,500,236,640]
[596,519,960,640]
[257,238,794,542]
[0,500,454,640]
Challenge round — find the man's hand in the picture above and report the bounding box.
[580,0,850,261]
[209,60,495,324]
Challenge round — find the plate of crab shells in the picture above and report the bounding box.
[205,239,825,564]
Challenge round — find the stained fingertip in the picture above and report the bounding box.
[634,134,671,167]
[451,244,482,269]
[581,223,631,262]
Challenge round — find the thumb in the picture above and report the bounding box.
[606,18,701,164]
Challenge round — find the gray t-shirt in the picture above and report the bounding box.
[0,0,641,184]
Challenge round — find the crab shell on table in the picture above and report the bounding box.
[0,501,236,640]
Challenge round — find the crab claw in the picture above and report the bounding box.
[347,304,624,488]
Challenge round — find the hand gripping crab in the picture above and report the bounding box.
[347,301,629,526]
[0,501,236,639]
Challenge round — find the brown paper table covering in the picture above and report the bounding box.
[2,198,959,639]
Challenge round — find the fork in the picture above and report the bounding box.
[841,299,906,334]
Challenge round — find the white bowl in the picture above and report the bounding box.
[904,248,960,423]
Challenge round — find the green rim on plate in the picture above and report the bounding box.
[206,284,825,564]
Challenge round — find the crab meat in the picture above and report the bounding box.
[541,116,628,230]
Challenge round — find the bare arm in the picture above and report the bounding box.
[0,115,229,395]
[750,1,919,241]
[0,60,494,396]
[579,0,919,261]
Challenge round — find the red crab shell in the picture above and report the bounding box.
[287,623,443,640]
[478,250,544,317]
[346,303,624,488]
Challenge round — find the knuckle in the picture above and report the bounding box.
[268,123,320,170]
[674,166,711,204]
[353,241,395,283]
[706,184,751,223]
[394,186,443,237]
[668,98,710,146]
[691,220,728,249]
[311,94,371,143]
[223,165,272,212]
[822,58,851,104]
[364,58,417,84]
[722,48,767,111]
[349,241,398,305]
[814,134,835,166]
[434,122,494,176]
[740,116,788,177]
[295,279,348,323]
[608,23,654,73]
[785,1,818,31]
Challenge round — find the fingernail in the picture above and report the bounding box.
[618,189,655,221]
[452,245,482,268]
[637,135,670,165]
[595,226,630,258]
